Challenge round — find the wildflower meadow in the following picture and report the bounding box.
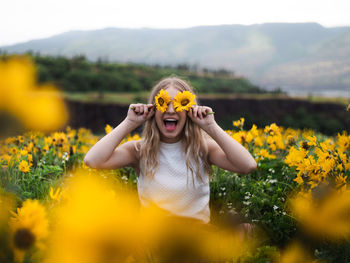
[1,56,350,263]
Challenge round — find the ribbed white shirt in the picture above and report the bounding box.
[137,140,210,223]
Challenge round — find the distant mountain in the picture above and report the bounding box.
[2,23,350,94]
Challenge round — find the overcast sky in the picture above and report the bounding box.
[1,0,349,46]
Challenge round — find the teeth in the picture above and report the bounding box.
[164,119,177,122]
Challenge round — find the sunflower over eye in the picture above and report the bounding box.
[155,89,171,113]
[173,91,196,112]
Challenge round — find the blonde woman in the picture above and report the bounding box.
[84,76,257,225]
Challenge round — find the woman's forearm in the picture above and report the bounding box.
[83,118,139,167]
[205,122,257,173]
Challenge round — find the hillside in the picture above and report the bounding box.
[2,23,350,94]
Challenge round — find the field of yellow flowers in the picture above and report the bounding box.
[1,56,350,263]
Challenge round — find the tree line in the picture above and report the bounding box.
[1,52,283,94]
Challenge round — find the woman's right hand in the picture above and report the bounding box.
[126,103,155,125]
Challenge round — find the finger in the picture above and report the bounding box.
[193,105,198,118]
[138,104,145,115]
[187,107,193,118]
[198,107,204,119]
[204,107,214,116]
[147,106,155,120]
[134,105,140,113]
[135,105,143,115]
[143,105,148,117]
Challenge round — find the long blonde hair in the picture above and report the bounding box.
[139,76,212,187]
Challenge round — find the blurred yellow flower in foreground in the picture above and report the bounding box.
[0,56,68,132]
[9,199,49,263]
[279,242,318,263]
[289,189,350,241]
[0,191,14,227]
[45,170,167,263]
[44,170,253,263]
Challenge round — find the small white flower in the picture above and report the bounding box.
[273,205,279,210]
[243,201,251,206]
[282,212,286,215]
[121,175,128,181]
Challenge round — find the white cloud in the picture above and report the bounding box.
[1,0,349,46]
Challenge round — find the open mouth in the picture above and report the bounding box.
[163,119,178,131]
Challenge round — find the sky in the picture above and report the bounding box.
[1,0,350,46]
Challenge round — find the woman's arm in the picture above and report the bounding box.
[83,103,154,169]
[188,105,257,174]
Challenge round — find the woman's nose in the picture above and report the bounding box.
[166,101,175,113]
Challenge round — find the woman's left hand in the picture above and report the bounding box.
[188,105,216,129]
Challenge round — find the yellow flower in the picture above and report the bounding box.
[5,137,16,144]
[284,146,308,167]
[289,190,350,240]
[254,136,263,147]
[44,170,167,263]
[155,89,171,113]
[1,154,11,164]
[279,242,315,263]
[20,149,28,156]
[264,123,281,136]
[335,174,347,192]
[255,148,276,160]
[173,90,196,112]
[105,124,113,134]
[27,154,33,164]
[44,170,253,263]
[53,132,67,146]
[50,187,63,201]
[25,142,34,153]
[9,199,49,251]
[19,160,30,173]
[10,147,17,155]
[0,57,68,132]
[336,133,350,153]
[233,117,245,128]
[306,135,317,147]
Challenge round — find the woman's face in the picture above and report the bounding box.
[155,86,187,143]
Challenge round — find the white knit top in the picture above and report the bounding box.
[137,140,210,223]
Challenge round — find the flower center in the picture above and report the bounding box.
[14,228,36,249]
[158,98,164,106]
[181,99,189,106]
